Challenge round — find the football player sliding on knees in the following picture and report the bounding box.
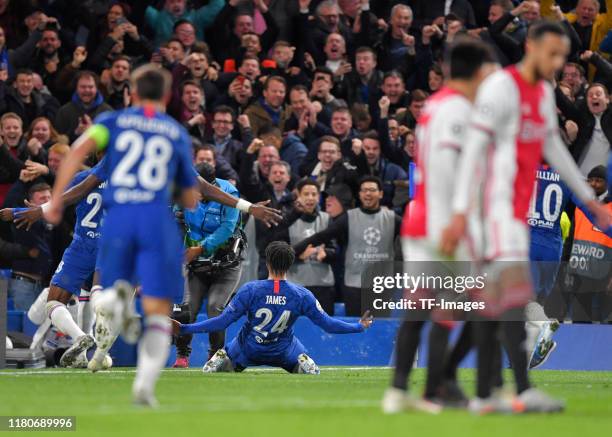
[172,241,373,374]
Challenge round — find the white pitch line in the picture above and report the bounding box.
[0,366,389,376]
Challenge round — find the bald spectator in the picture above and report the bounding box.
[299,0,354,65]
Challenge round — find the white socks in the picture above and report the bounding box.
[78,289,95,335]
[525,301,548,323]
[46,300,86,340]
[133,315,172,397]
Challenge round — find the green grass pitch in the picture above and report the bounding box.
[0,368,611,436]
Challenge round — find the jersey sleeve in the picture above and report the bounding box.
[301,290,364,334]
[175,127,197,189]
[67,170,89,190]
[435,101,470,150]
[180,284,250,334]
[87,111,115,151]
[469,72,512,134]
[91,156,109,182]
[452,73,512,214]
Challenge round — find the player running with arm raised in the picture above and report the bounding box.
[46,65,199,407]
[172,241,373,374]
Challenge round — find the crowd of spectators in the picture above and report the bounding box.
[0,0,610,317]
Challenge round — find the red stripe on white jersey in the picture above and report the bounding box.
[401,87,461,238]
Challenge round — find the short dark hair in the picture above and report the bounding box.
[15,68,33,78]
[213,105,236,120]
[447,37,497,80]
[355,46,377,60]
[383,70,404,83]
[296,178,320,193]
[131,64,171,101]
[194,143,216,158]
[259,124,282,138]
[332,106,351,116]
[28,183,51,200]
[111,55,131,66]
[173,18,195,33]
[359,175,382,191]
[180,79,204,95]
[265,241,295,276]
[242,54,260,64]
[587,82,609,95]
[410,89,429,103]
[290,84,309,95]
[527,21,567,41]
[564,62,585,77]
[429,63,443,76]
[490,0,513,11]
[362,130,380,143]
[314,66,333,79]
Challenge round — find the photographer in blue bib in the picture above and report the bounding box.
[173,162,244,368]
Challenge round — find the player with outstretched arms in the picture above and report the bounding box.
[172,241,373,374]
[440,22,612,414]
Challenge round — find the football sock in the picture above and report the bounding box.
[133,315,172,396]
[28,288,49,325]
[502,321,530,394]
[444,321,472,380]
[78,290,95,335]
[46,300,86,340]
[392,321,424,391]
[424,323,451,398]
[491,343,503,389]
[474,321,498,399]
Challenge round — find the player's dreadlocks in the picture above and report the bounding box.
[265,241,295,276]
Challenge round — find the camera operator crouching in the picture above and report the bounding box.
[173,163,245,368]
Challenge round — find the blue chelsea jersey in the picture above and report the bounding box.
[94,106,196,209]
[527,165,569,246]
[69,161,108,243]
[230,280,327,351]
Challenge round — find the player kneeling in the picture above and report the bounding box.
[172,241,373,374]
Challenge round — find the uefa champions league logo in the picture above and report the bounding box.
[363,227,381,246]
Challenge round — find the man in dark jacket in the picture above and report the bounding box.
[334,46,383,107]
[54,71,112,143]
[557,81,612,176]
[0,69,59,127]
[30,28,72,101]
